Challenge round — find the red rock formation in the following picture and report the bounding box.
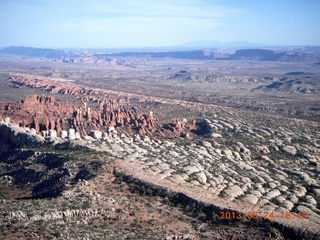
[160,118,196,138]
[4,76,195,139]
[11,76,116,101]
[0,94,159,137]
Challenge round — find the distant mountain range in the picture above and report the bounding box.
[1,46,320,62]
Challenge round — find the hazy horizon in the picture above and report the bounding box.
[1,0,320,48]
[2,41,320,51]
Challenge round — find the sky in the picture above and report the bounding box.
[0,0,319,48]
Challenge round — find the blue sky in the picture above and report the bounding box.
[0,0,319,48]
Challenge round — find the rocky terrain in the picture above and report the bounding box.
[5,67,320,123]
[85,106,319,236]
[0,105,319,239]
[0,120,286,239]
[0,91,157,138]
[0,53,319,239]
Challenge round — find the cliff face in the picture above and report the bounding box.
[228,49,320,62]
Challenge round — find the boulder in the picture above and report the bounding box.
[196,172,207,184]
[90,130,102,139]
[282,145,297,155]
[74,132,81,140]
[210,133,222,138]
[49,129,57,138]
[68,128,76,140]
[60,130,68,138]
[199,141,212,148]
[224,185,244,199]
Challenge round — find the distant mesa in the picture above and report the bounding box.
[97,48,319,62]
[178,40,266,48]
[227,48,320,62]
[97,50,214,60]
[0,46,71,58]
[285,71,313,75]
[229,49,284,61]
[1,46,319,62]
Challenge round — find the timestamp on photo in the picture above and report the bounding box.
[219,211,307,220]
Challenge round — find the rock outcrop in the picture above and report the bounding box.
[0,94,158,138]
[8,75,114,101]
[160,119,196,138]
[0,120,45,153]
[5,76,201,139]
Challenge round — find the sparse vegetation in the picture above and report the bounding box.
[0,54,319,239]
